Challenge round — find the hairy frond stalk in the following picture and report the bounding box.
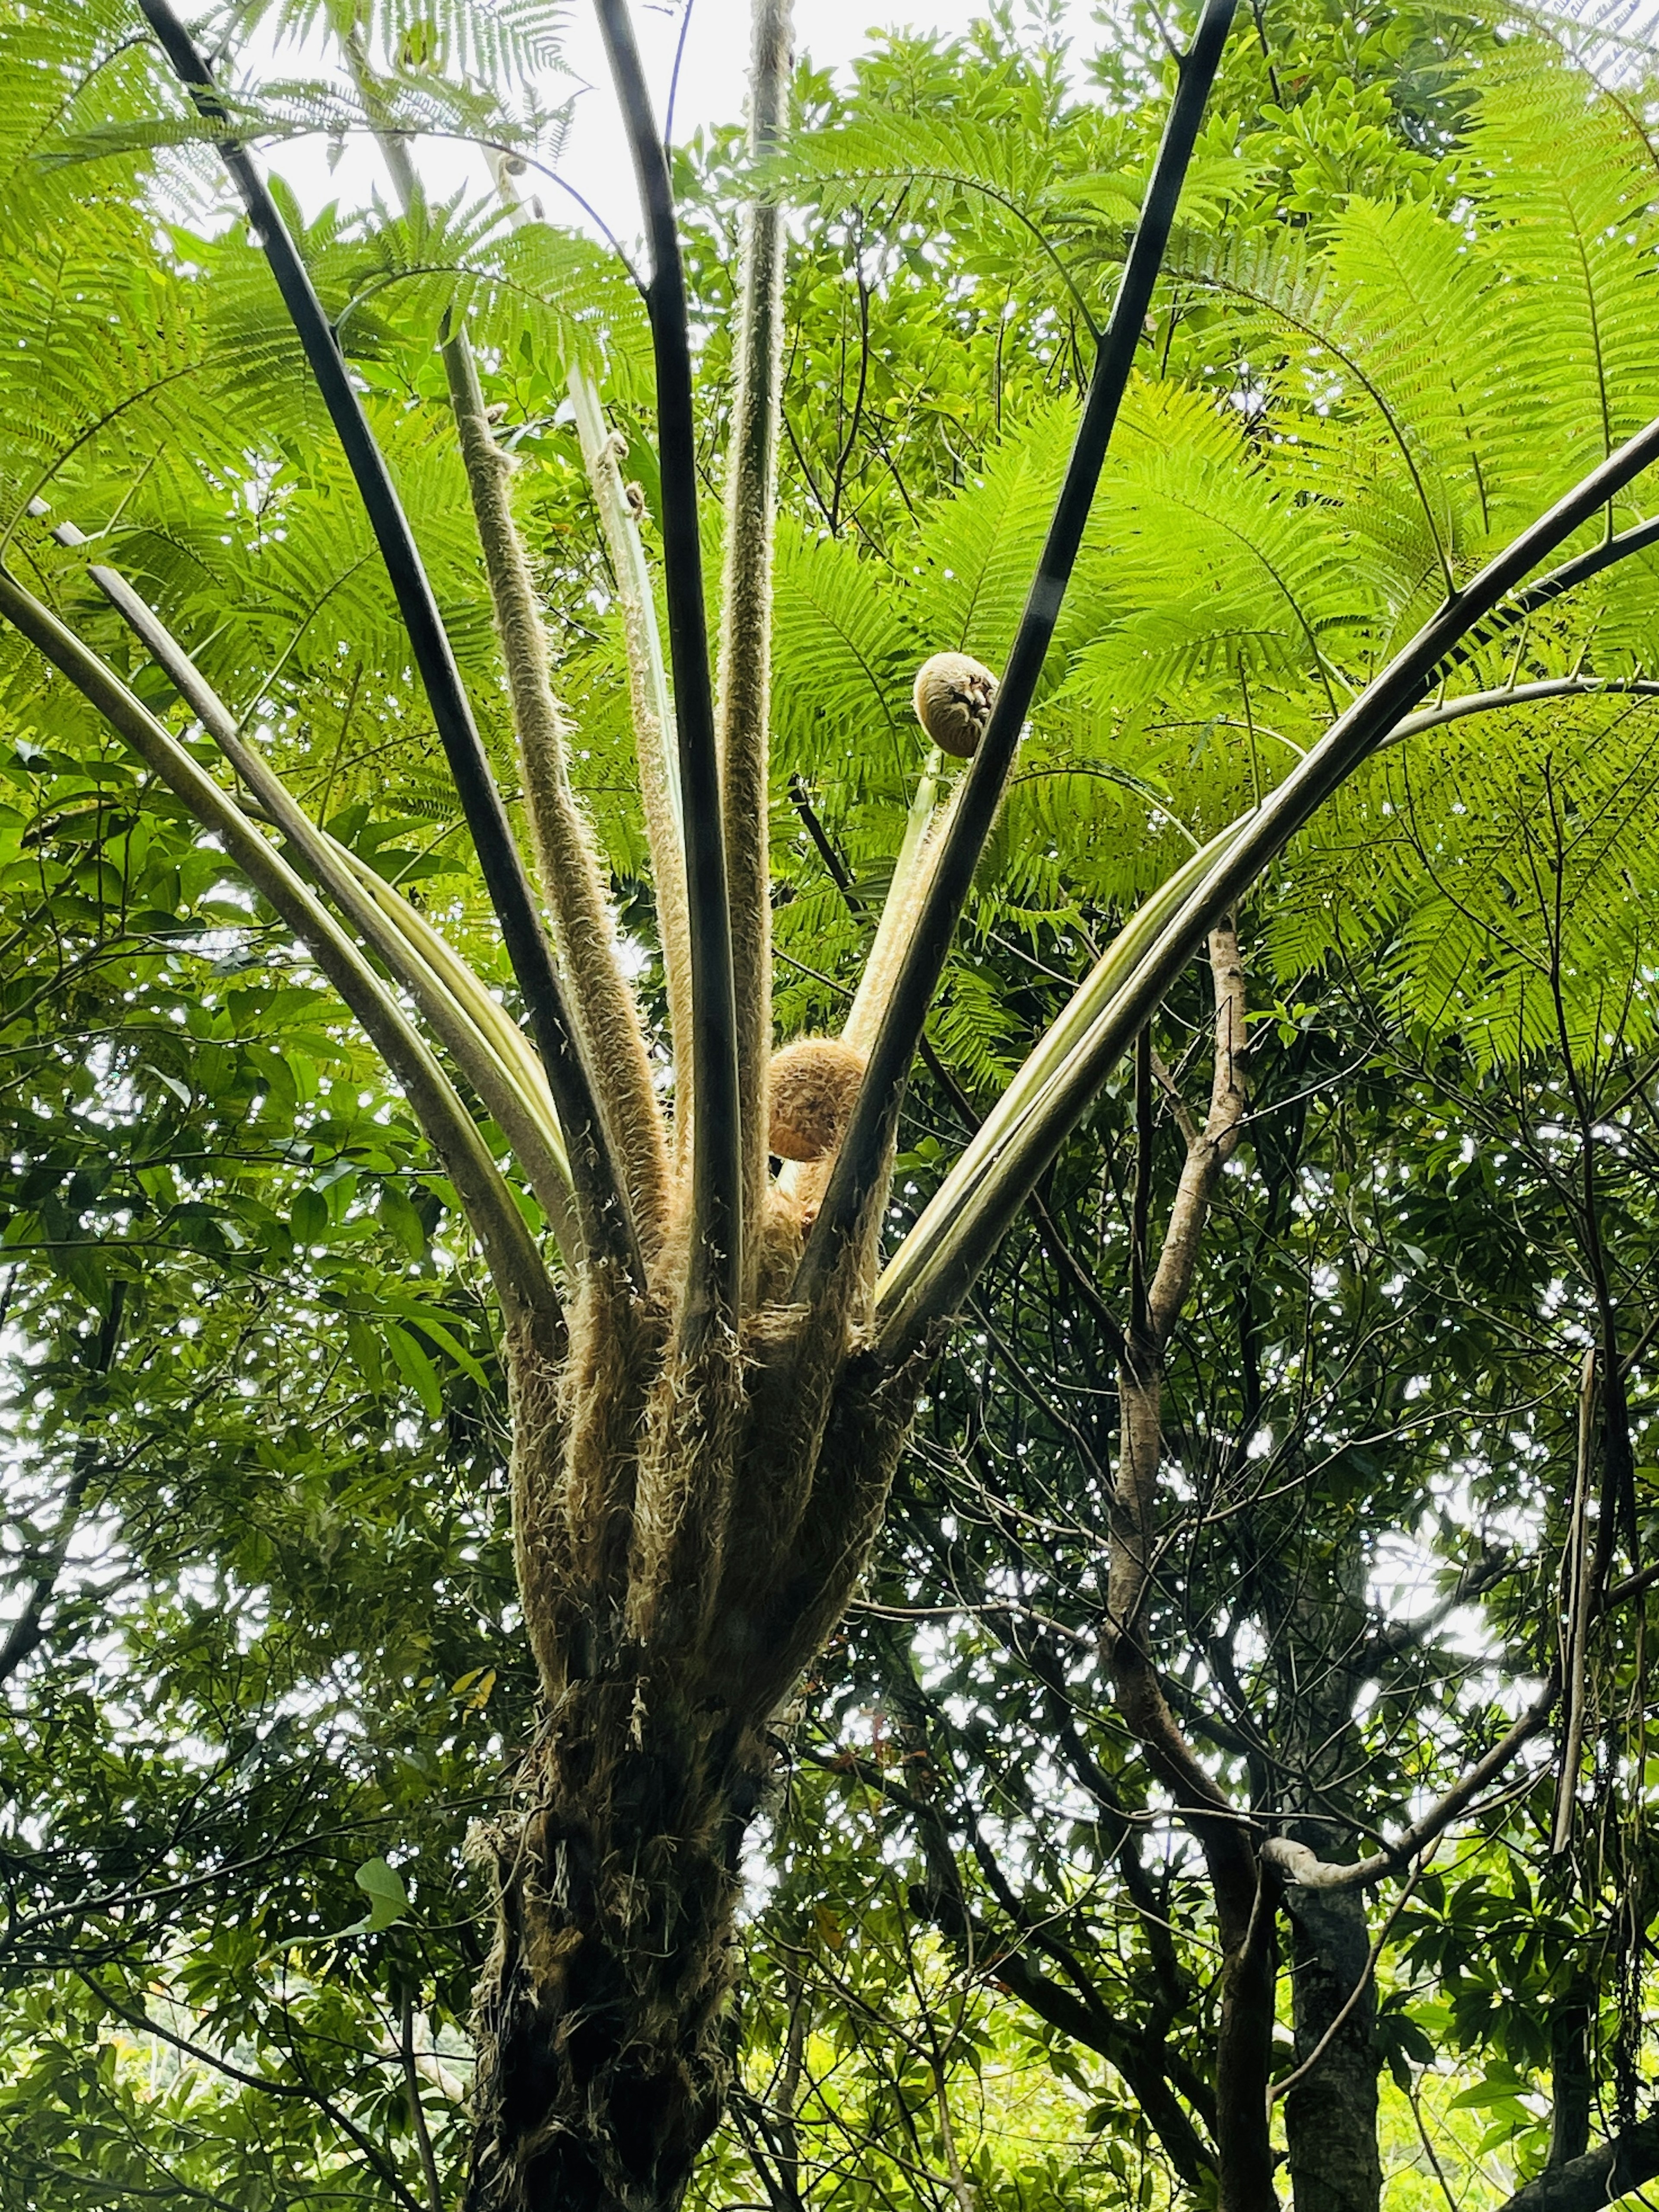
[594,0,743,1341]
[444,338,671,1250]
[718,0,792,1302]
[565,365,694,1153]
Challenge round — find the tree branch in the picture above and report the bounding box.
[1352,1541,1511,1678]
[76,1975,426,2212]
[0,1281,123,1688]
[1147,919,1248,1349]
[1494,2115,1659,2212]
[1263,1673,1560,1892]
[1552,1348,1597,1853]
[400,1999,445,2212]
[1100,920,1269,2209]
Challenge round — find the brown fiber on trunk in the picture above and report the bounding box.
[463,1679,761,2212]
[467,1305,922,2209]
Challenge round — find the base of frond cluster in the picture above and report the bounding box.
[464,1306,931,2210]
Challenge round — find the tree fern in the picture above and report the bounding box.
[17,11,1659,2202]
[1468,48,1659,508]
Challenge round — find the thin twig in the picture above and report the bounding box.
[400,2000,445,2212]
[1552,1348,1598,1854]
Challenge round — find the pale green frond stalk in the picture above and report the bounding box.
[779,753,953,1220]
[566,360,694,1153]
[718,0,792,1296]
[88,555,580,1249]
[333,855,578,1246]
[0,565,561,1337]
[444,337,671,1249]
[842,752,951,1058]
[337,858,572,1182]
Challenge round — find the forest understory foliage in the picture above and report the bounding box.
[9,0,1659,2206]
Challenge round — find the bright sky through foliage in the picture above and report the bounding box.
[265,0,1109,235]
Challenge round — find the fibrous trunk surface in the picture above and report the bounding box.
[464,1681,760,2210]
[466,1299,921,2209]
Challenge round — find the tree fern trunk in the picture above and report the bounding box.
[464,1307,921,2208]
[464,1681,761,2212]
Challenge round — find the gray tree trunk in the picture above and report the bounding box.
[1282,1862,1382,2212]
[1284,1880,1382,2212]
[1549,1992,1593,2168]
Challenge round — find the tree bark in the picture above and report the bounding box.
[1284,1882,1382,2212]
[1497,2117,1659,2212]
[1548,1992,1594,2169]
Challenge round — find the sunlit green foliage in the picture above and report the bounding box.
[7,0,1659,2203]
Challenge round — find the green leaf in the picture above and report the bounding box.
[343,1856,408,1935]
[386,1322,444,1420]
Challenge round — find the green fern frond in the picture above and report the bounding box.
[1271,693,1659,1069]
[770,525,918,802]
[1467,49,1659,509]
[225,0,571,87]
[904,400,1075,679]
[1064,441,1372,719]
[334,190,648,390]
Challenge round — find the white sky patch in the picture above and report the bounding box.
[244,0,1114,238]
